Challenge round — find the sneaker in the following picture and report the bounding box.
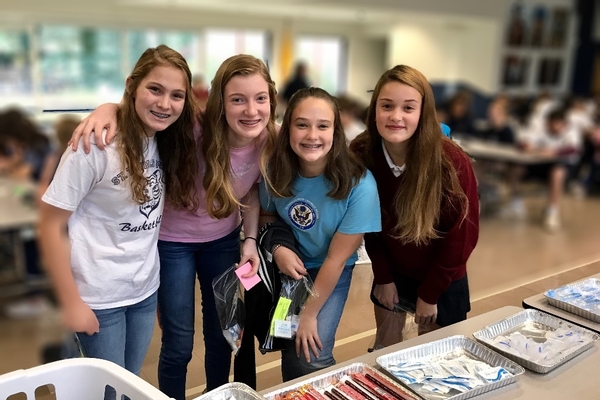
[543,209,561,233]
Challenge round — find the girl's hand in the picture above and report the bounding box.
[239,239,260,277]
[63,300,100,336]
[295,313,323,362]
[373,283,399,311]
[70,103,119,153]
[415,297,437,325]
[273,246,306,280]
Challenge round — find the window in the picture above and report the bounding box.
[126,30,200,74]
[204,30,268,85]
[295,36,345,95]
[37,25,123,107]
[0,30,31,96]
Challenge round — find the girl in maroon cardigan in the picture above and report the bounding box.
[350,65,479,344]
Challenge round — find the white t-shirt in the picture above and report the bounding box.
[42,136,164,310]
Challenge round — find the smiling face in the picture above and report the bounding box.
[131,65,187,137]
[375,81,422,153]
[224,73,271,147]
[289,97,335,177]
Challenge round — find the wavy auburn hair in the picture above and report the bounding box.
[202,54,278,219]
[118,45,198,210]
[263,87,366,199]
[352,65,468,245]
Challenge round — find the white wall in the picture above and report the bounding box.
[387,16,507,94]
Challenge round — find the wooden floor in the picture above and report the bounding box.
[1,195,600,399]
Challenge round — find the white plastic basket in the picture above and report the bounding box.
[0,358,173,400]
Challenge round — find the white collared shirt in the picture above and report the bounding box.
[382,141,406,177]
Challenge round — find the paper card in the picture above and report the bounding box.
[274,320,292,338]
[235,262,261,290]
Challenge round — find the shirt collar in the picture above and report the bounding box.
[382,141,406,177]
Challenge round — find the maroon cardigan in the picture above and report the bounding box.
[359,140,479,305]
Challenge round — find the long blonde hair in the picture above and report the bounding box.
[263,87,365,199]
[352,65,468,245]
[202,54,278,219]
[117,45,199,209]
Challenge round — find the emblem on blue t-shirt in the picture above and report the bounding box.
[140,169,163,218]
[288,199,317,230]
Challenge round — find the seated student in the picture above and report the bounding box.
[521,108,581,231]
[477,99,527,219]
[337,95,366,144]
[445,91,476,136]
[0,108,53,181]
[37,115,81,205]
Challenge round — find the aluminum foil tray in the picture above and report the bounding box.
[263,362,423,400]
[376,335,524,400]
[195,382,266,400]
[472,309,598,374]
[544,278,600,323]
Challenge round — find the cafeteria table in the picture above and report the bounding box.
[523,272,600,334]
[262,306,600,400]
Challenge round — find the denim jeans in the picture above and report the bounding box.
[157,226,241,399]
[76,291,157,375]
[281,264,354,381]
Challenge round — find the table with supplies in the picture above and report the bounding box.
[523,272,600,334]
[261,306,600,400]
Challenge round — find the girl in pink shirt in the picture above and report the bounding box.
[69,55,278,399]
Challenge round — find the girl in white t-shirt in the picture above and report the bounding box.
[39,45,198,378]
[67,55,278,398]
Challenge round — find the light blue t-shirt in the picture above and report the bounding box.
[260,170,381,269]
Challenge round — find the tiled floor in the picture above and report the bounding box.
[1,195,600,399]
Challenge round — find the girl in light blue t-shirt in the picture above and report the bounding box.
[260,87,381,381]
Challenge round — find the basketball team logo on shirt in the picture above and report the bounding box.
[288,199,317,230]
[140,169,163,218]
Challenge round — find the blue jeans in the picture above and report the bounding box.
[281,264,354,381]
[76,291,157,375]
[157,226,241,399]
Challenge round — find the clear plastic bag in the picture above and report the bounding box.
[371,298,432,351]
[267,273,317,340]
[213,264,245,355]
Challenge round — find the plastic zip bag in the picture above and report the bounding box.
[268,273,317,340]
[213,264,245,355]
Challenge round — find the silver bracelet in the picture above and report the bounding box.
[271,243,283,255]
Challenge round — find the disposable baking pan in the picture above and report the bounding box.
[375,335,524,400]
[262,362,423,400]
[195,382,266,400]
[544,278,600,323]
[473,309,598,373]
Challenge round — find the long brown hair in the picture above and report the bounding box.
[264,87,366,199]
[202,54,278,219]
[117,45,198,210]
[352,65,468,245]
